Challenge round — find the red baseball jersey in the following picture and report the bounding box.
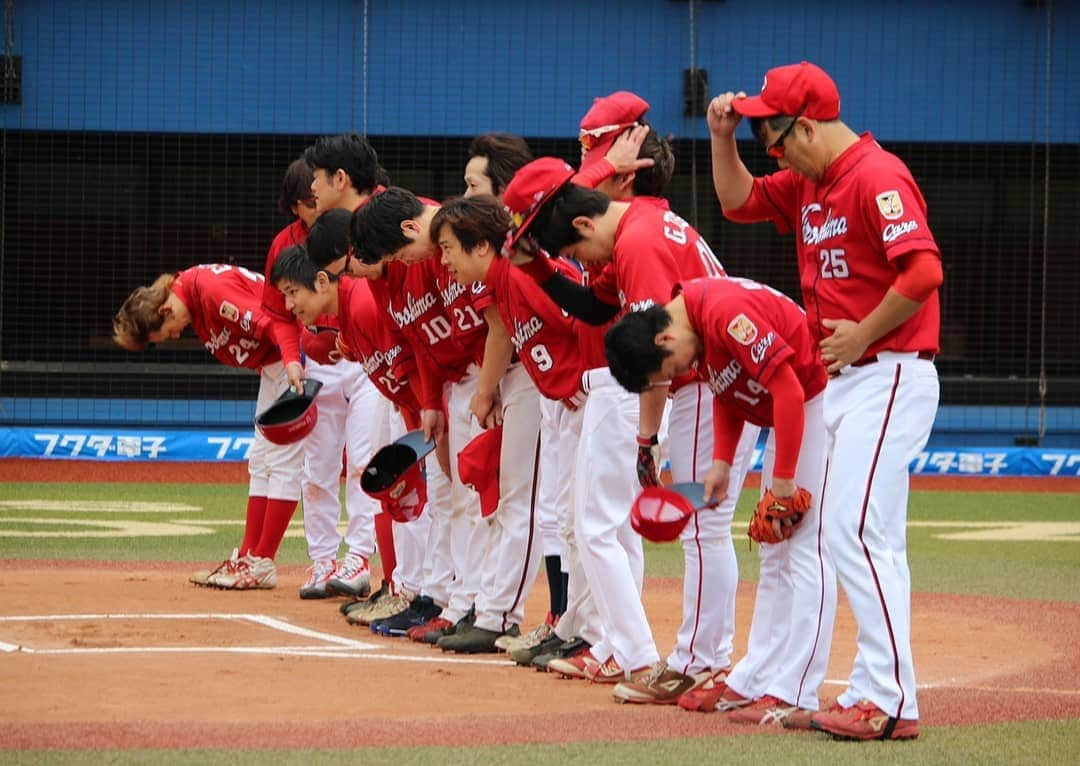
[428,254,488,358]
[680,277,826,426]
[471,255,602,405]
[600,198,726,314]
[260,218,309,367]
[173,264,279,370]
[374,259,477,408]
[727,133,941,354]
[336,276,420,412]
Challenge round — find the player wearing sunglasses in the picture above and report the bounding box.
[707,61,942,741]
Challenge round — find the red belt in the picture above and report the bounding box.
[851,350,935,368]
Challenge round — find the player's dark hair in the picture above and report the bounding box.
[277,157,315,218]
[748,114,795,144]
[269,244,320,290]
[350,186,425,264]
[467,134,534,196]
[431,195,511,254]
[604,305,674,394]
[530,184,611,255]
[303,133,389,193]
[306,209,352,268]
[632,128,676,197]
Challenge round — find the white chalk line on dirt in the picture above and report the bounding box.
[0,612,377,651]
[5,613,1078,682]
[0,611,542,666]
[9,645,355,655]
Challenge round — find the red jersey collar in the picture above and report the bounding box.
[170,272,193,309]
[820,132,876,187]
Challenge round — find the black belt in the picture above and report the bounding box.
[850,350,935,368]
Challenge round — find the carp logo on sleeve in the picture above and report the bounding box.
[219,301,239,322]
[875,191,904,220]
[727,313,758,345]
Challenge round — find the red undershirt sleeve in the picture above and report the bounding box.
[415,354,445,411]
[270,317,302,367]
[711,397,746,464]
[892,249,943,303]
[767,362,806,481]
[572,159,617,190]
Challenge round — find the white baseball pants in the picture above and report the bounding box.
[823,353,939,721]
[248,362,304,501]
[442,366,491,623]
[300,359,380,562]
[574,367,658,672]
[474,363,543,633]
[724,394,837,710]
[664,382,760,676]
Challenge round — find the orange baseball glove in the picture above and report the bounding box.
[747,488,811,544]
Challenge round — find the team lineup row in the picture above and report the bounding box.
[113,61,941,742]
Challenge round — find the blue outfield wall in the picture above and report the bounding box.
[2,0,1076,143]
[2,426,1078,477]
[2,398,1078,476]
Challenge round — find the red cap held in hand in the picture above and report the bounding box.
[630,482,717,543]
[255,379,323,445]
[360,430,435,523]
[458,425,503,518]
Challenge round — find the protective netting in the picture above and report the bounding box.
[1,0,1076,445]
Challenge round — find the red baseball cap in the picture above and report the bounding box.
[503,158,576,248]
[458,425,503,518]
[255,379,323,445]
[732,61,840,121]
[360,430,435,523]
[630,482,718,543]
[578,91,650,172]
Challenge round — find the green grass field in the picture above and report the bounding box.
[4,719,1079,766]
[2,482,1076,602]
[1,480,1078,763]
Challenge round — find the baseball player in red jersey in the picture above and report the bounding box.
[461,136,575,654]
[576,95,761,699]
[710,61,942,740]
[434,194,609,653]
[297,210,452,635]
[574,90,674,202]
[490,102,694,671]
[605,276,837,725]
[261,137,388,601]
[351,188,508,647]
[262,159,320,387]
[416,195,549,653]
[505,158,752,698]
[503,96,690,669]
[113,264,303,589]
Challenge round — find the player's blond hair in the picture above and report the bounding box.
[112,273,176,352]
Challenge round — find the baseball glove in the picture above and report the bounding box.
[747,488,811,544]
